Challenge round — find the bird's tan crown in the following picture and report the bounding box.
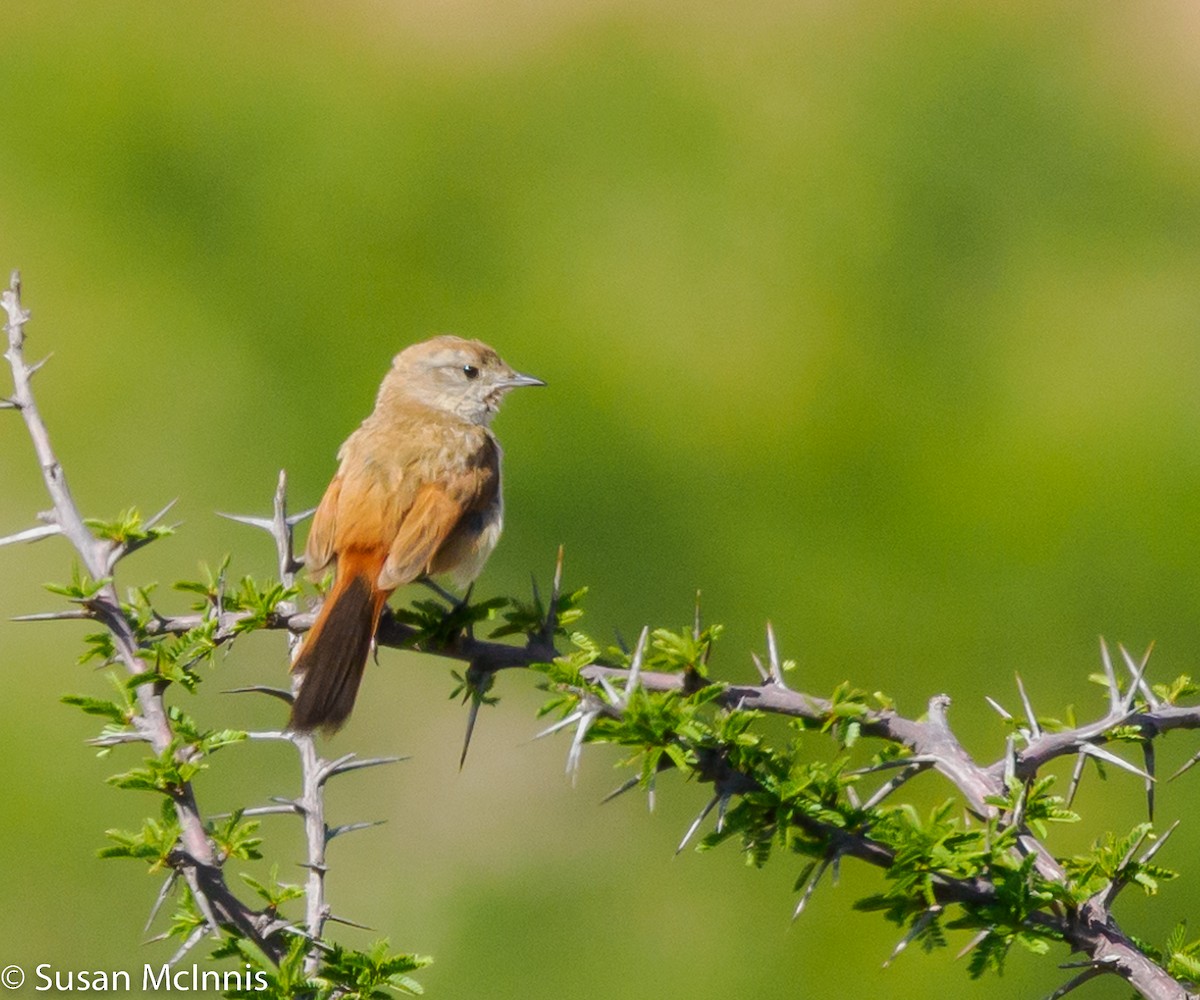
[392,335,501,374]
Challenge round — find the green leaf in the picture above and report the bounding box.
[209,810,263,863]
[45,563,111,600]
[61,693,128,725]
[239,865,304,910]
[107,741,204,795]
[491,585,587,639]
[98,800,180,870]
[84,507,174,549]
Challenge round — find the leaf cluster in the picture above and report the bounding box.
[216,935,430,999]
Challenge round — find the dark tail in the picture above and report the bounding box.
[289,568,388,734]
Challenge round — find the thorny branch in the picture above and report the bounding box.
[137,603,1200,800]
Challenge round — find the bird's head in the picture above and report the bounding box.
[384,335,544,425]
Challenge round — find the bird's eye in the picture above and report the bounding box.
[462,364,480,380]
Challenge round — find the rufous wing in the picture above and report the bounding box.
[379,482,469,588]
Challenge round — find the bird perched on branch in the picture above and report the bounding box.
[288,335,543,733]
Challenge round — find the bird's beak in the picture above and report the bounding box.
[500,371,546,389]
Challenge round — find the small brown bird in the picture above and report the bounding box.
[289,335,543,733]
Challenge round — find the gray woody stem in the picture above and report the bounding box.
[223,474,339,973]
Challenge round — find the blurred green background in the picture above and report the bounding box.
[3,1,1200,997]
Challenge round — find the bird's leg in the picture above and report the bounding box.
[418,575,460,608]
